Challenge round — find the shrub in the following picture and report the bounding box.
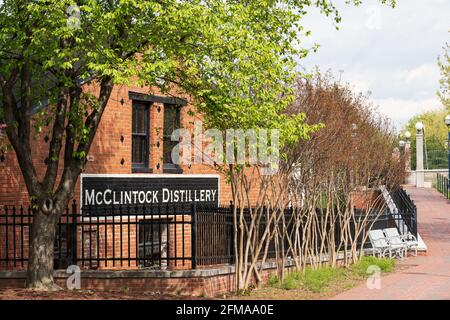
[281,272,301,290]
[268,274,281,287]
[272,268,344,292]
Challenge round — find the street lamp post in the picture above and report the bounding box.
[445,115,450,187]
[405,131,411,145]
[399,140,405,155]
[415,122,425,188]
[399,140,406,180]
[404,131,411,172]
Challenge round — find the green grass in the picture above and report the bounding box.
[351,256,396,276]
[268,274,280,287]
[299,267,345,292]
[268,256,395,293]
[270,267,345,292]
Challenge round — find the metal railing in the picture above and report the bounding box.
[425,149,449,170]
[0,202,215,270]
[196,204,234,266]
[0,189,419,271]
[437,173,450,200]
[195,205,415,260]
[390,187,418,237]
[411,148,449,170]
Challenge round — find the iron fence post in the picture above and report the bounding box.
[413,210,418,237]
[436,173,441,192]
[447,129,450,198]
[71,200,78,265]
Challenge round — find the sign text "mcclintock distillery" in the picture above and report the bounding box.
[84,188,218,206]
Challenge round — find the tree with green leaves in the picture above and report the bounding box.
[0,0,395,290]
[438,40,450,110]
[402,108,449,170]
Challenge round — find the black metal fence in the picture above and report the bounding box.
[0,205,33,269]
[196,188,419,261]
[194,205,296,266]
[0,202,219,270]
[196,204,234,266]
[437,173,450,200]
[390,187,418,237]
[196,203,416,263]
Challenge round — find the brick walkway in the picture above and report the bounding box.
[332,187,450,300]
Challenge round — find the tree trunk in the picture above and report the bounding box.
[26,208,60,290]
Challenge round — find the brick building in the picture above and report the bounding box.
[0,83,240,205]
[0,83,408,296]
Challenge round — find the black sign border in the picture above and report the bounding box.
[80,173,221,217]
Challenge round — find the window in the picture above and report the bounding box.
[163,104,182,173]
[132,102,151,172]
[138,220,168,269]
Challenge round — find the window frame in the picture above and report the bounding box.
[163,103,183,174]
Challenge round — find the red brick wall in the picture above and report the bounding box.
[351,190,383,210]
[0,82,259,206]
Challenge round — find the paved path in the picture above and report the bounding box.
[332,187,450,300]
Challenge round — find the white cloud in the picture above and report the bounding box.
[297,0,450,131]
[404,64,439,85]
[349,78,371,94]
[372,97,442,129]
[365,5,383,30]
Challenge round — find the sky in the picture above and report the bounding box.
[298,0,450,130]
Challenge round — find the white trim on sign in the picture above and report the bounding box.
[80,173,221,179]
[79,173,221,217]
